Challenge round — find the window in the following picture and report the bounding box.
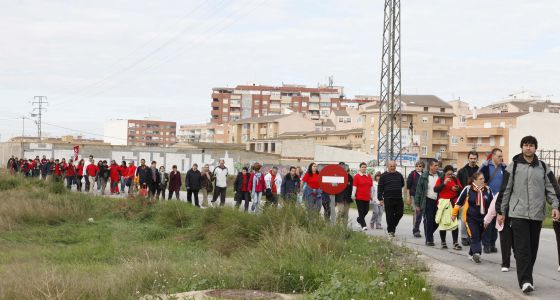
[422,117,429,123]
[213,98,219,102]
[401,116,408,121]
[499,121,506,128]
[440,108,445,113]
[422,146,428,155]
[439,118,446,125]
[451,136,458,145]
[422,130,428,139]
[423,107,429,112]
[460,116,466,123]
[477,137,482,145]
[484,122,491,128]
[213,107,219,110]
[489,137,495,146]
[339,136,347,140]
[499,136,505,146]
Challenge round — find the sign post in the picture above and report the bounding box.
[319,164,349,224]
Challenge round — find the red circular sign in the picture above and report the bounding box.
[319,164,349,195]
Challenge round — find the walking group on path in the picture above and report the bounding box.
[5,135,560,295]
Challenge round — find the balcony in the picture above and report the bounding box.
[229,101,241,108]
[432,124,450,131]
[432,137,449,145]
[464,127,506,138]
[449,142,498,153]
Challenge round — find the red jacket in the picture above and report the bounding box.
[86,164,99,177]
[127,165,137,178]
[76,164,84,176]
[65,164,76,177]
[109,165,120,181]
[248,172,266,193]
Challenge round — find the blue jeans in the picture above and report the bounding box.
[423,198,438,243]
[411,198,423,234]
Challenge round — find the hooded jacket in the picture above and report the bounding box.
[496,153,559,221]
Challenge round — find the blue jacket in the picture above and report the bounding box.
[406,170,422,197]
[478,160,506,193]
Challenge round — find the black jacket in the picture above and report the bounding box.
[146,167,161,186]
[281,174,301,197]
[234,172,251,192]
[136,165,150,184]
[335,173,353,204]
[186,169,202,190]
[457,164,479,187]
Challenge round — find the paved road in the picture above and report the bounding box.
[344,207,560,299]
[89,189,559,298]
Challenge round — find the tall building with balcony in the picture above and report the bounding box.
[210,84,369,124]
[103,119,177,147]
[177,123,228,143]
[360,95,454,165]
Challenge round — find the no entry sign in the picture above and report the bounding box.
[319,164,349,195]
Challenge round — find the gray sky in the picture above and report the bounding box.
[1,0,559,140]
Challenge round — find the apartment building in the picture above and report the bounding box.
[229,113,315,144]
[326,108,364,131]
[178,123,228,143]
[104,119,177,147]
[210,83,377,124]
[360,95,454,164]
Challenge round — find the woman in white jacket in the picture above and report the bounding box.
[370,171,383,229]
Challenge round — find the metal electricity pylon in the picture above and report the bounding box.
[377,0,402,166]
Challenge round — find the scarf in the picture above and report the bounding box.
[471,183,488,215]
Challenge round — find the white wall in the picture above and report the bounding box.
[314,145,373,169]
[103,120,128,146]
[509,112,560,160]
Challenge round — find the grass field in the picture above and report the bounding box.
[0,173,431,299]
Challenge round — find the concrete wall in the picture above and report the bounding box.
[280,138,315,160]
[0,142,279,174]
[103,120,128,146]
[509,112,560,161]
[314,145,373,169]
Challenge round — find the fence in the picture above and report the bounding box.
[538,149,560,176]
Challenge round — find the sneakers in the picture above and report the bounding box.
[388,232,395,238]
[413,232,422,238]
[558,266,560,272]
[426,241,435,247]
[521,282,534,294]
[501,267,509,272]
[483,246,491,254]
[362,226,368,231]
[490,246,498,253]
[453,243,462,250]
[441,242,448,249]
[472,253,481,263]
[461,238,471,246]
[376,224,383,230]
[468,255,473,261]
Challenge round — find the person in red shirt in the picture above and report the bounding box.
[109,160,121,194]
[65,159,77,190]
[352,162,374,231]
[76,159,85,192]
[301,162,322,212]
[86,159,99,193]
[119,161,127,194]
[234,167,251,211]
[126,161,137,195]
[434,165,463,250]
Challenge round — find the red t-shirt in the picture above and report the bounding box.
[127,165,137,178]
[86,164,99,177]
[353,173,373,201]
[435,177,462,204]
[76,164,84,176]
[302,172,320,189]
[65,165,76,177]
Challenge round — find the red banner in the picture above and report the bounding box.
[73,145,79,161]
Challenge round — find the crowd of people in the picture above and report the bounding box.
[5,135,560,294]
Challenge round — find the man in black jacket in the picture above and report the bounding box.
[378,161,405,237]
[146,161,161,199]
[186,163,202,207]
[335,162,353,226]
[456,150,479,246]
[406,161,424,238]
[281,166,301,202]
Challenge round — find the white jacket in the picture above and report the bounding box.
[213,166,228,188]
[264,172,282,195]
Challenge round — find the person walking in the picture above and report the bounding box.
[76,159,85,192]
[249,163,266,213]
[484,189,512,272]
[281,166,301,203]
[211,159,229,206]
[119,161,127,193]
[40,156,49,180]
[434,165,462,250]
[234,167,251,211]
[53,159,63,182]
[186,164,202,206]
[167,165,182,200]
[335,163,353,226]
[496,135,560,294]
[135,159,150,191]
[86,159,99,193]
[452,172,494,263]
[370,171,384,230]
[109,160,121,194]
[146,161,160,199]
[200,164,214,208]
[378,161,405,237]
[457,151,479,246]
[99,160,110,195]
[415,160,443,246]
[302,162,322,213]
[157,166,169,200]
[555,175,560,272]
[126,161,137,195]
[479,148,506,253]
[407,161,424,237]
[352,162,374,231]
[65,159,77,190]
[265,166,282,207]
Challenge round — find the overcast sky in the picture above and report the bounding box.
[1,0,559,141]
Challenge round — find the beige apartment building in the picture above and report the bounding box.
[230,113,315,144]
[178,123,228,143]
[360,95,454,165]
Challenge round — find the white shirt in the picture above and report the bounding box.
[264,172,282,194]
[213,166,228,188]
[426,173,439,200]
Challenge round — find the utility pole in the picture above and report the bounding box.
[32,96,48,140]
[377,0,402,166]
